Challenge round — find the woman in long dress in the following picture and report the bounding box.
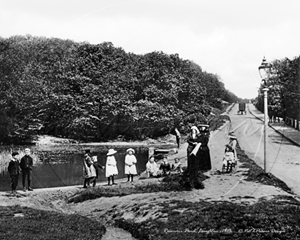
[187,126,201,173]
[187,125,211,174]
[197,125,212,172]
[105,149,118,185]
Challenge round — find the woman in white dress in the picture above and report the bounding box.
[125,148,137,182]
[105,149,118,185]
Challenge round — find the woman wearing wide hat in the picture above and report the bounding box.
[105,149,118,185]
[125,148,137,182]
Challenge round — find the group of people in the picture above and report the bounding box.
[7,125,238,193]
[82,148,138,187]
[142,156,183,178]
[186,124,238,174]
[7,148,34,194]
[82,147,184,187]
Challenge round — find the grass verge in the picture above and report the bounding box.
[67,173,203,204]
[236,145,293,194]
[111,143,299,239]
[115,196,300,240]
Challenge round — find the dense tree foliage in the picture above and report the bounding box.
[256,56,300,121]
[0,35,238,143]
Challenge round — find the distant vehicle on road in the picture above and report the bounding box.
[237,102,246,115]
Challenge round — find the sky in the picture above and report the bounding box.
[1,0,300,99]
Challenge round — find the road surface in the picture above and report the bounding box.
[225,103,300,196]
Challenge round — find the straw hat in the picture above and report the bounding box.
[107,149,117,156]
[126,148,135,154]
[229,135,237,139]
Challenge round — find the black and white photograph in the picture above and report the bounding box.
[0,0,300,239]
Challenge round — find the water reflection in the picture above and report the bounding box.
[0,145,149,191]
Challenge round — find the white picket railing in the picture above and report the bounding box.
[285,117,300,131]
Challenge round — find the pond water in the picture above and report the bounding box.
[0,144,149,191]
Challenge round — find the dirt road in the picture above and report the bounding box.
[229,103,300,196]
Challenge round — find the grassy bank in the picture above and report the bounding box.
[108,144,298,240]
[115,196,300,240]
[0,205,105,240]
[236,145,293,194]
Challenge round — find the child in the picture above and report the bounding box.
[222,144,236,173]
[20,148,33,191]
[8,152,20,194]
[83,149,97,188]
[105,149,118,185]
[90,156,105,187]
[159,156,171,176]
[228,135,238,160]
[172,158,183,173]
[125,148,137,182]
[145,156,159,177]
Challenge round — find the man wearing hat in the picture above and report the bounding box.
[125,148,137,182]
[105,149,118,185]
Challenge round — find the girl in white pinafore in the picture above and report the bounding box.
[105,149,118,185]
[125,148,137,182]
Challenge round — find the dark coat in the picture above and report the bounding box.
[20,155,33,170]
[187,133,211,172]
[8,160,20,176]
[159,161,171,173]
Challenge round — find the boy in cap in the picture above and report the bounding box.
[8,152,20,194]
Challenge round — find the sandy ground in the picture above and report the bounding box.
[0,115,298,239]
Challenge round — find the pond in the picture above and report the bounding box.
[0,144,149,191]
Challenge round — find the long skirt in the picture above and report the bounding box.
[196,146,211,172]
[187,146,211,173]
